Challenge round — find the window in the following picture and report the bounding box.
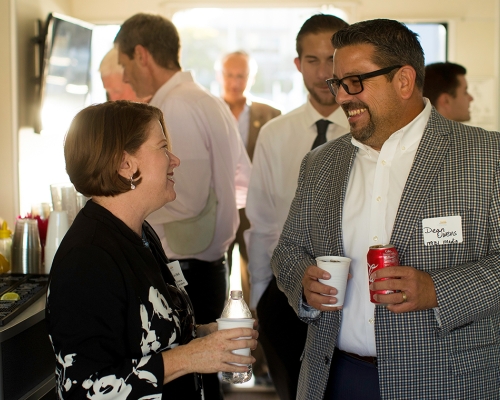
[173,7,348,113]
[405,23,447,64]
[18,13,449,215]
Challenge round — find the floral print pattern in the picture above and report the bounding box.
[46,202,199,399]
[48,283,186,399]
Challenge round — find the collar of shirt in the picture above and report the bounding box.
[337,98,432,357]
[305,95,348,130]
[150,71,194,105]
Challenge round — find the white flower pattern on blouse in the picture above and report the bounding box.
[50,342,77,399]
[140,287,179,355]
[49,285,182,399]
[82,376,132,399]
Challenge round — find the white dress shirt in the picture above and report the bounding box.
[245,98,349,308]
[337,99,432,356]
[147,71,251,261]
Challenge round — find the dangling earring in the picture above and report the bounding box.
[130,176,136,190]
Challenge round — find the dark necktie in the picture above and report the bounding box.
[312,119,331,150]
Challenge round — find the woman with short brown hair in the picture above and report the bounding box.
[47,101,257,399]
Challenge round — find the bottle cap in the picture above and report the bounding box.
[0,221,11,239]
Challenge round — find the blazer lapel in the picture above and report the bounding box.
[247,104,262,160]
[390,109,451,260]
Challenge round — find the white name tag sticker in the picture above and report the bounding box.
[422,216,463,246]
[167,261,188,288]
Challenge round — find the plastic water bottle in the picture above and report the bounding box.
[220,290,253,384]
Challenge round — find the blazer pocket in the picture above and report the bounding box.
[449,343,499,376]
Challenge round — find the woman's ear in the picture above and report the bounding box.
[118,151,136,179]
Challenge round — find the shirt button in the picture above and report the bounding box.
[401,146,406,151]
[376,196,381,202]
[369,318,375,324]
[381,160,387,165]
[373,236,378,241]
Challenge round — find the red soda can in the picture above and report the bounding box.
[367,244,399,304]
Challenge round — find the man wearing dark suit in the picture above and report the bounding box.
[218,50,281,304]
[272,19,500,400]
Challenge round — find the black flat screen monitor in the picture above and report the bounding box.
[37,13,93,133]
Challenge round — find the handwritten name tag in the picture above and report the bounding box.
[422,216,463,246]
[167,261,188,288]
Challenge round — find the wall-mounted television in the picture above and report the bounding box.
[35,13,93,133]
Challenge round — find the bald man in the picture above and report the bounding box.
[99,47,147,102]
[218,51,280,306]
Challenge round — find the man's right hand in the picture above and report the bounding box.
[302,265,344,311]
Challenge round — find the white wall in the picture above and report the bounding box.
[18,0,75,217]
[0,0,17,229]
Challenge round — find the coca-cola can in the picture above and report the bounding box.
[367,244,399,304]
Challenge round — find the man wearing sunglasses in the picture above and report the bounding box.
[272,18,500,400]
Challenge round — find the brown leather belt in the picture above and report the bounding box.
[337,348,378,366]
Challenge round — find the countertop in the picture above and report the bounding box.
[0,295,46,343]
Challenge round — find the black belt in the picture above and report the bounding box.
[337,348,378,367]
[174,257,226,271]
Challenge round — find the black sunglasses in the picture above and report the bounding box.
[326,65,403,96]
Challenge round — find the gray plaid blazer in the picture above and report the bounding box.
[271,108,500,400]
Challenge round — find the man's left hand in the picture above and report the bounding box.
[369,266,438,313]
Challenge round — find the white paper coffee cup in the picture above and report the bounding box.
[316,256,351,307]
[216,318,254,364]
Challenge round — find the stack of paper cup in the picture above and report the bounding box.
[44,211,69,273]
[51,183,78,225]
[316,256,351,307]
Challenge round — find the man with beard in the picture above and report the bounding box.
[272,19,500,400]
[245,14,348,400]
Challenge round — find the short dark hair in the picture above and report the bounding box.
[64,101,171,197]
[114,13,181,70]
[423,62,467,106]
[296,14,349,58]
[331,19,425,90]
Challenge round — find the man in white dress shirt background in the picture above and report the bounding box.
[115,14,251,400]
[245,14,349,400]
[423,62,474,122]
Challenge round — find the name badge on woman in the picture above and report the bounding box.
[167,261,188,288]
